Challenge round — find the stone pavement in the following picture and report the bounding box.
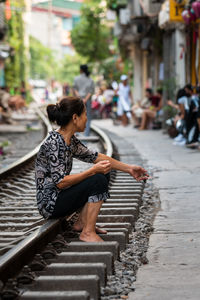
[93,119,200,300]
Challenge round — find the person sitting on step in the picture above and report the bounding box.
[35,96,149,243]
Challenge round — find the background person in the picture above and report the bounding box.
[20,81,27,99]
[0,88,12,123]
[35,97,149,243]
[139,88,163,130]
[167,88,189,145]
[117,74,133,126]
[62,83,70,96]
[73,64,95,136]
[132,88,152,128]
[100,83,115,118]
[184,84,199,146]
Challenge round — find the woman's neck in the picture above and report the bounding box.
[58,126,75,146]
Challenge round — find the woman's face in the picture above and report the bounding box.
[75,108,87,132]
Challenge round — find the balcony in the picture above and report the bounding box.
[141,0,162,15]
[116,16,150,47]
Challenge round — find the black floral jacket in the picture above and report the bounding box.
[35,131,98,218]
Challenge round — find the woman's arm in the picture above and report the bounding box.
[153,99,163,112]
[167,100,179,110]
[178,103,185,119]
[72,89,80,97]
[57,160,111,189]
[129,90,134,106]
[95,153,148,181]
[83,92,92,104]
[57,152,148,189]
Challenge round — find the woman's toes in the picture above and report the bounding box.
[95,226,107,234]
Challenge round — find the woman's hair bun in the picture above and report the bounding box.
[47,104,59,123]
[46,97,85,127]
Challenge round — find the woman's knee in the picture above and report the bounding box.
[93,173,109,185]
[91,173,109,191]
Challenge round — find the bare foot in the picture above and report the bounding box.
[79,231,104,242]
[95,226,107,234]
[73,223,107,234]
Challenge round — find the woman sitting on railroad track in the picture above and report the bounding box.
[35,96,149,243]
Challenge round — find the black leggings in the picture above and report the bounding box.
[50,173,110,218]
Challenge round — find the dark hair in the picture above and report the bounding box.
[145,88,153,94]
[176,88,187,102]
[80,64,90,77]
[47,96,85,126]
[184,84,193,92]
[156,88,163,95]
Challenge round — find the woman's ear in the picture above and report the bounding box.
[72,113,78,123]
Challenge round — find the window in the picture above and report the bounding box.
[62,18,73,31]
[73,16,80,26]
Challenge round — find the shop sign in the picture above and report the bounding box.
[169,0,186,22]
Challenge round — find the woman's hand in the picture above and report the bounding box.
[128,165,149,181]
[167,100,173,106]
[92,160,111,175]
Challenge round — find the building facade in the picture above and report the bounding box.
[110,0,200,102]
[30,0,83,58]
[109,0,163,101]
[159,0,200,90]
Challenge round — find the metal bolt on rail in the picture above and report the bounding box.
[1,279,19,300]
[29,254,47,272]
[41,243,57,260]
[52,235,67,251]
[17,266,35,285]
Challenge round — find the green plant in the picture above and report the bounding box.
[71,0,111,62]
[0,140,12,158]
[5,0,26,90]
[161,77,177,100]
[29,36,56,80]
[106,0,127,10]
[57,53,87,85]
[163,105,177,119]
[96,56,133,83]
[25,90,34,104]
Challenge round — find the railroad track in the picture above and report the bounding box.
[0,108,145,300]
[0,111,44,172]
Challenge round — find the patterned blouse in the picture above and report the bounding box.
[35,131,98,218]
